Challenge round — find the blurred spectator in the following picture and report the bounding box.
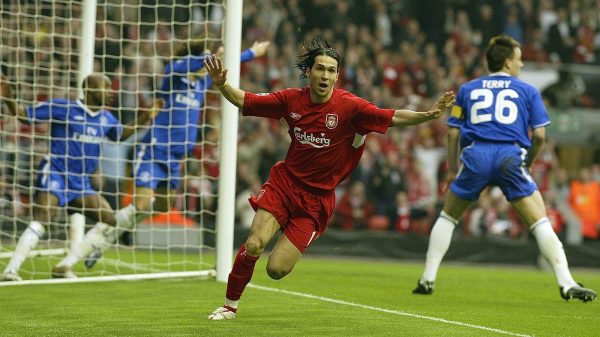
[466,187,516,238]
[544,191,565,235]
[485,188,514,238]
[569,167,600,240]
[573,11,596,64]
[474,3,499,50]
[522,28,549,62]
[551,167,583,245]
[368,151,406,224]
[546,6,577,64]
[592,163,600,182]
[503,5,524,43]
[335,181,375,231]
[407,161,433,235]
[541,69,585,109]
[467,189,491,238]
[413,127,446,206]
[530,141,559,194]
[393,191,411,233]
[235,170,260,229]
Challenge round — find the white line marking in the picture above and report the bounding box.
[0,271,215,286]
[248,284,533,337]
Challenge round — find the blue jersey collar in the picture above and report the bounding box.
[76,99,101,117]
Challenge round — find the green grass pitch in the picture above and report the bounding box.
[2,254,599,336]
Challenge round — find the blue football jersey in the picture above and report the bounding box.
[447,72,550,148]
[142,49,255,157]
[27,98,122,175]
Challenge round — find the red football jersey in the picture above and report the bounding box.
[243,88,395,192]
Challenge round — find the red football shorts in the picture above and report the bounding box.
[249,162,335,253]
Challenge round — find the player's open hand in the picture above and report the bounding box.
[429,91,456,119]
[204,54,228,88]
[250,41,270,58]
[427,91,456,119]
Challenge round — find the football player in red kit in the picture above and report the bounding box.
[204,36,455,320]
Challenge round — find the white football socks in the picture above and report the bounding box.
[421,211,458,282]
[4,221,46,273]
[57,204,139,269]
[225,298,239,310]
[116,204,137,236]
[531,218,577,289]
[68,212,86,251]
[57,222,114,268]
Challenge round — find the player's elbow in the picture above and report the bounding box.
[532,127,546,143]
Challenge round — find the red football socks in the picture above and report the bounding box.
[226,244,259,301]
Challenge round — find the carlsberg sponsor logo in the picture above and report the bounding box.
[293,127,330,148]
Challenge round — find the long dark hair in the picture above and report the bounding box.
[295,35,340,79]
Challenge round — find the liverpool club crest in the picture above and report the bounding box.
[325,114,338,129]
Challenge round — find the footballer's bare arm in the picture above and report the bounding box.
[526,127,546,170]
[204,54,245,108]
[391,91,455,127]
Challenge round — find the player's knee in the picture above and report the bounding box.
[32,210,55,224]
[134,195,153,212]
[266,265,290,280]
[245,237,266,256]
[266,256,293,280]
[99,213,117,226]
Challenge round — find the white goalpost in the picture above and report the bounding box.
[0,0,241,284]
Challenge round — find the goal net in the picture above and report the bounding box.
[0,0,235,283]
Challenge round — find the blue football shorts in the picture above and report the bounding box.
[36,160,97,207]
[450,141,538,201]
[133,143,183,190]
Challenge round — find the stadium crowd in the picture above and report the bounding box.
[231,0,600,242]
[1,0,599,244]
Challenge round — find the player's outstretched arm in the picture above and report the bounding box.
[120,99,163,140]
[0,75,28,123]
[391,91,455,127]
[204,54,246,108]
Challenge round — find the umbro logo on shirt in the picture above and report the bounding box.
[73,115,85,121]
[289,112,301,120]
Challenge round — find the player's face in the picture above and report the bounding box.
[95,77,114,106]
[308,55,338,102]
[506,47,523,76]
